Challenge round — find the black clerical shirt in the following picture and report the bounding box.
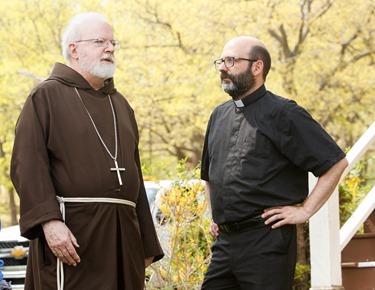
[201,85,346,224]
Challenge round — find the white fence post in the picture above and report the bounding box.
[309,174,344,290]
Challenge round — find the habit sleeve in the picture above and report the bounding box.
[11,92,63,240]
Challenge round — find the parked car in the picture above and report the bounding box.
[0,224,28,290]
[144,180,160,207]
[144,180,173,224]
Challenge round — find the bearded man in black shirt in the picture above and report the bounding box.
[200,36,348,290]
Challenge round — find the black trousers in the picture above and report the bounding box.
[201,224,297,290]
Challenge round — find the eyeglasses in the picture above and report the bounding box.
[214,57,258,70]
[75,38,121,50]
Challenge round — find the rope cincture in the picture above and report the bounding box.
[55,196,136,290]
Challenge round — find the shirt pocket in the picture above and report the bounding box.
[239,128,272,180]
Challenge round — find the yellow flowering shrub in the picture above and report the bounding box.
[146,159,214,289]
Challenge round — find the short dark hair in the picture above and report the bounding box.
[249,45,271,81]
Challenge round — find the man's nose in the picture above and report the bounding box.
[105,41,115,52]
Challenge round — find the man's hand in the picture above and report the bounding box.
[209,222,220,238]
[145,257,154,268]
[42,220,81,266]
[262,206,310,229]
[263,158,348,229]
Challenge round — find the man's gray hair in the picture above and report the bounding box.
[61,12,109,63]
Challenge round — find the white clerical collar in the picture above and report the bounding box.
[234,99,245,108]
[232,85,267,108]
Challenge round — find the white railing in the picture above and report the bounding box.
[339,121,375,250]
[309,121,375,289]
[340,186,375,250]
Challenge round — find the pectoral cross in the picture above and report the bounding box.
[111,160,125,186]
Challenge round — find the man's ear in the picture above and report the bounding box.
[69,43,79,60]
[252,60,264,77]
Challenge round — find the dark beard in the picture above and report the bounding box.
[221,65,255,99]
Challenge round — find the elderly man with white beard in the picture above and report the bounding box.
[11,12,163,290]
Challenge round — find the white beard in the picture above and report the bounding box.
[79,54,116,79]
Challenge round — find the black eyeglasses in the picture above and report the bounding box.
[214,57,258,70]
[75,38,121,50]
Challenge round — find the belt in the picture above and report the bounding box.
[55,196,136,290]
[218,215,265,234]
[56,196,136,221]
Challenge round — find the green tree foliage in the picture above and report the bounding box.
[1,0,373,178]
[121,0,374,175]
